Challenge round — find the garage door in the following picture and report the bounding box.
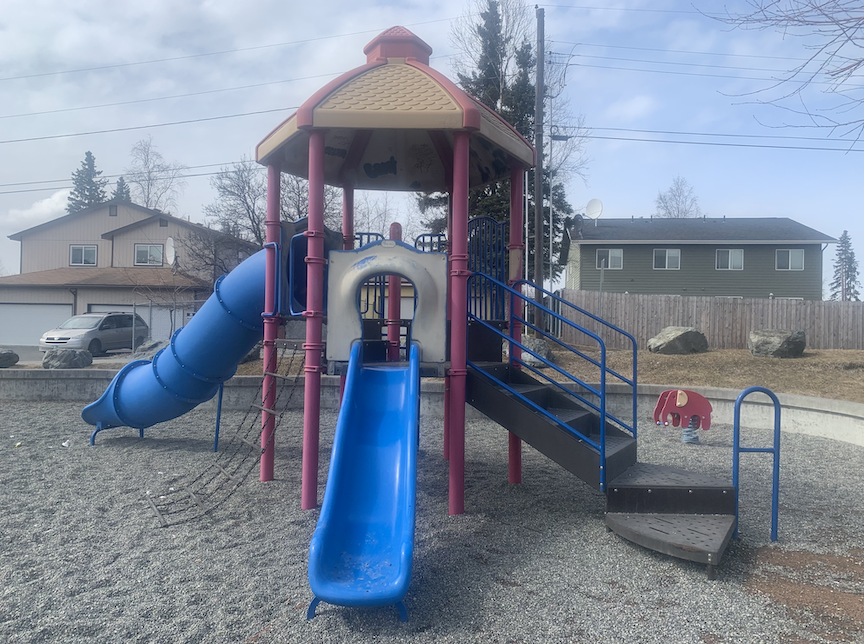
[0,303,74,345]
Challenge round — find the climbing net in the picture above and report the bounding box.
[145,342,306,527]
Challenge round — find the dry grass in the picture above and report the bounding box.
[16,347,864,403]
[553,347,864,403]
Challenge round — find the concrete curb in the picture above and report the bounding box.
[1,369,861,446]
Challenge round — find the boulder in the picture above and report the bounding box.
[131,340,170,361]
[0,348,19,368]
[748,329,806,358]
[504,335,554,368]
[42,349,93,369]
[648,326,709,355]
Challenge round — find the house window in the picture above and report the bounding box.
[776,249,804,271]
[70,245,97,266]
[159,219,168,227]
[716,249,744,270]
[135,244,164,266]
[596,248,623,270]
[653,248,680,270]
[109,205,117,217]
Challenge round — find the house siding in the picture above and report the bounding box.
[19,205,153,273]
[109,219,189,268]
[576,243,824,300]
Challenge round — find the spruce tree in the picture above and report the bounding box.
[67,151,108,214]
[427,0,580,282]
[830,230,861,301]
[112,176,132,202]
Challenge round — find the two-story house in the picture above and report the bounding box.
[0,199,259,346]
[564,217,836,300]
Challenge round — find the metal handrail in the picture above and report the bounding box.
[514,279,638,433]
[468,273,642,492]
[733,387,781,542]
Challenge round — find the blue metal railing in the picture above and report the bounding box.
[467,273,638,491]
[415,232,447,253]
[733,387,781,542]
[517,279,639,435]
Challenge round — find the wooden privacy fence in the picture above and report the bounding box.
[555,290,864,351]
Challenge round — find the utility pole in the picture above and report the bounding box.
[533,6,545,326]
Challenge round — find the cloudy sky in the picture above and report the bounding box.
[1,0,861,293]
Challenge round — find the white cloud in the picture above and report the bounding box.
[5,190,69,230]
[604,95,660,123]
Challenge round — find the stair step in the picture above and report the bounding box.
[609,462,732,489]
[607,463,736,515]
[606,512,736,572]
[546,407,592,427]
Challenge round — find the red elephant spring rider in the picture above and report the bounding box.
[653,389,713,444]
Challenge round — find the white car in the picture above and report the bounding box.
[39,312,149,355]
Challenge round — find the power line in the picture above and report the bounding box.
[539,3,705,15]
[564,53,798,75]
[0,74,336,120]
[0,107,297,146]
[565,61,864,88]
[583,125,864,144]
[550,40,816,64]
[588,134,864,152]
[0,17,456,83]
[0,161,264,196]
[0,160,258,189]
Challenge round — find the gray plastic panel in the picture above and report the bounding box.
[327,241,448,363]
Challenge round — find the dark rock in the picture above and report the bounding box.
[748,329,806,358]
[131,340,170,361]
[240,341,263,364]
[648,326,709,355]
[42,349,93,369]
[504,335,554,367]
[0,349,19,368]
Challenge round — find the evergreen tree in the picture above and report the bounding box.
[112,176,132,202]
[67,151,108,214]
[427,0,584,283]
[830,230,861,301]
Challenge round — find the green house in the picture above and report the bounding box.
[565,217,836,301]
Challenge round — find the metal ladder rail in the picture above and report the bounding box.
[733,386,781,542]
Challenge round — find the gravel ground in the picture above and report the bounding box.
[1,401,862,643]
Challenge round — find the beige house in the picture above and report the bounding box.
[0,200,258,346]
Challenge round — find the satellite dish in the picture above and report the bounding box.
[585,198,603,220]
[165,237,175,265]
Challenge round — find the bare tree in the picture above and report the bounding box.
[205,159,343,247]
[205,160,268,245]
[714,1,864,138]
[175,226,259,288]
[280,174,342,230]
[126,136,188,212]
[655,176,703,219]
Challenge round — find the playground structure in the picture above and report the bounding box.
[81,27,783,619]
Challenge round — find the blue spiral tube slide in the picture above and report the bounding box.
[307,341,420,622]
[82,249,267,434]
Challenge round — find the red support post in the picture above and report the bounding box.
[443,196,453,461]
[301,130,327,510]
[339,186,355,400]
[448,131,470,515]
[261,162,281,482]
[387,222,403,361]
[507,165,525,484]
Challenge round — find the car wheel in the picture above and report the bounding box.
[88,340,102,356]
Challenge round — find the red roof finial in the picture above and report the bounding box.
[364,26,433,65]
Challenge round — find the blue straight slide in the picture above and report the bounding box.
[307,341,420,622]
[82,249,267,436]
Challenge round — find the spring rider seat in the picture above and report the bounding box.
[653,389,713,443]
